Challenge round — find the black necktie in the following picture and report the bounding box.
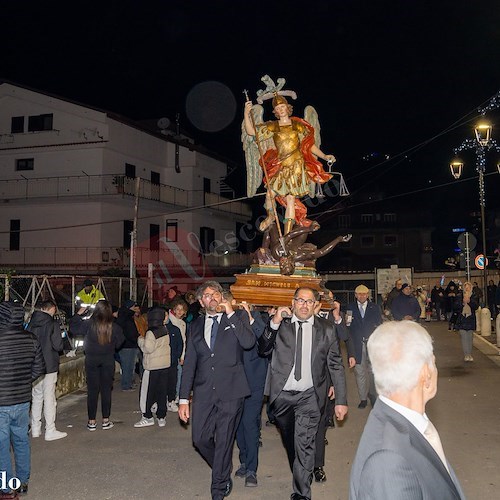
[209,315,219,350]
[294,321,305,381]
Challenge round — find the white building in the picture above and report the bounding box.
[0,81,252,290]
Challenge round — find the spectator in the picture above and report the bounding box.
[0,302,45,497]
[487,280,497,319]
[29,300,67,441]
[166,311,183,413]
[431,282,445,321]
[471,281,483,306]
[116,299,140,391]
[135,307,171,428]
[185,290,201,323]
[168,298,188,402]
[384,279,403,317]
[350,321,465,499]
[455,282,478,362]
[69,301,125,431]
[391,284,420,321]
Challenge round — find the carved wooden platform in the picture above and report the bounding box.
[230,266,332,309]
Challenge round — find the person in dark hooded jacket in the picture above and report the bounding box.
[116,299,141,391]
[135,307,171,428]
[0,301,45,496]
[29,300,67,441]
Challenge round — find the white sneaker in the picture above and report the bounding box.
[31,426,41,438]
[134,417,154,428]
[167,401,179,412]
[151,403,158,414]
[158,418,166,427]
[45,429,68,441]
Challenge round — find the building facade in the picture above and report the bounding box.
[0,81,252,291]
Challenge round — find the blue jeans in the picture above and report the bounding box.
[119,348,138,389]
[176,364,183,399]
[0,402,30,490]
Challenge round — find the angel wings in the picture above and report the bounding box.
[241,104,323,198]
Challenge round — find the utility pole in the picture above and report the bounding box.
[129,176,140,301]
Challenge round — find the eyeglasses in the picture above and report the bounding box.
[202,291,221,300]
[294,298,316,306]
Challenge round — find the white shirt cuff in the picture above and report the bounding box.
[179,399,189,405]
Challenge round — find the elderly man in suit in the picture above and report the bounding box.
[349,321,466,500]
[346,284,383,409]
[258,286,348,500]
[178,281,255,500]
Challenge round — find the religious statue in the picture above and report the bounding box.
[242,75,337,235]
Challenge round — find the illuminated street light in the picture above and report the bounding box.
[451,121,500,302]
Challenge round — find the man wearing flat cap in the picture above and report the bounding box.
[345,285,383,409]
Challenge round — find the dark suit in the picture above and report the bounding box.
[346,301,382,405]
[314,312,354,469]
[235,311,268,475]
[179,311,255,500]
[350,400,465,499]
[258,315,347,499]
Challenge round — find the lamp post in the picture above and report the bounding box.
[450,122,500,303]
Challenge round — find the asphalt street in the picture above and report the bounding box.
[26,322,500,500]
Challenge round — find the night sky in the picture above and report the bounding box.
[3,0,500,232]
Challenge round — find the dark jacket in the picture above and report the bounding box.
[28,310,64,374]
[391,294,421,321]
[167,321,184,365]
[179,311,255,403]
[0,302,45,406]
[69,314,125,356]
[345,302,383,363]
[237,309,268,392]
[455,297,478,331]
[116,306,139,349]
[258,315,347,410]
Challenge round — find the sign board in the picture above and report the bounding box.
[475,254,488,270]
[376,266,413,297]
[457,232,477,252]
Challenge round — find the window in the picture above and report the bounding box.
[16,158,34,171]
[166,219,178,242]
[125,163,136,178]
[384,235,398,247]
[200,226,215,254]
[361,213,373,224]
[151,171,160,185]
[123,220,133,249]
[28,113,53,132]
[360,235,375,248]
[150,224,160,251]
[10,219,20,251]
[338,215,351,228]
[11,116,24,133]
[384,213,396,223]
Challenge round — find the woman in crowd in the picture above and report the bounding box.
[135,307,171,428]
[455,281,478,362]
[69,300,125,430]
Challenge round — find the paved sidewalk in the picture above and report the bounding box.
[24,321,500,499]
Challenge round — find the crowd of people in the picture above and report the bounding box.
[0,275,483,499]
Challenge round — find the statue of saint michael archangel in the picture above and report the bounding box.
[242,75,348,237]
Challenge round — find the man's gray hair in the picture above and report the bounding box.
[367,321,434,396]
[195,281,223,301]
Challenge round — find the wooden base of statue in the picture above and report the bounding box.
[230,264,333,309]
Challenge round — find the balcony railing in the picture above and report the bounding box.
[0,246,253,271]
[0,174,252,217]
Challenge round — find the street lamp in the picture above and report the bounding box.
[450,121,500,302]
